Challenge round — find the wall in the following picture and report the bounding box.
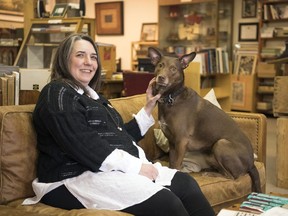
[232,0,259,47]
[86,0,158,70]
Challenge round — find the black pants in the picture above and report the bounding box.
[41,172,214,216]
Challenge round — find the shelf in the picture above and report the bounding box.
[158,0,233,58]
[185,62,231,111]
[257,0,288,113]
[14,18,95,69]
[131,41,158,71]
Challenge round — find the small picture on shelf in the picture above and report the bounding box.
[141,23,158,41]
[236,54,257,75]
[51,3,69,17]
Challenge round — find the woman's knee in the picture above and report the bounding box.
[122,189,189,216]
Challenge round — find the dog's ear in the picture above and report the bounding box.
[148,47,162,66]
[179,52,197,69]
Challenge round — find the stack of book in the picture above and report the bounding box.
[239,192,288,214]
[0,65,20,106]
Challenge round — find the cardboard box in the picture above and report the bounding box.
[96,43,116,79]
[257,62,276,77]
[20,68,51,91]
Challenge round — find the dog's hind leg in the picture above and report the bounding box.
[208,139,252,179]
[208,139,261,192]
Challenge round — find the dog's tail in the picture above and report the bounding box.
[248,164,262,193]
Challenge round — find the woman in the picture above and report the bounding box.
[24,33,214,216]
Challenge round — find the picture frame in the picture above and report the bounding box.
[238,22,259,42]
[51,3,69,17]
[232,81,245,106]
[141,23,158,41]
[236,54,258,75]
[95,2,124,35]
[242,0,257,18]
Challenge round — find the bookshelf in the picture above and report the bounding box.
[158,0,234,59]
[0,28,23,66]
[257,0,288,114]
[131,41,158,71]
[185,62,231,111]
[14,17,95,69]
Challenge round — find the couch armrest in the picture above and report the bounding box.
[227,111,267,166]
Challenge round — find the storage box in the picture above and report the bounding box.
[273,76,288,116]
[20,68,51,91]
[257,102,272,110]
[257,62,276,77]
[96,43,116,79]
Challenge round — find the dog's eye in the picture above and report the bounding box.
[158,63,164,68]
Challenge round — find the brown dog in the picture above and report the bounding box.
[148,47,261,192]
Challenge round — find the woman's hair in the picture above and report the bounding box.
[51,33,102,92]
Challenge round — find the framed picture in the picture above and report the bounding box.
[236,54,257,75]
[232,81,245,106]
[95,2,124,35]
[242,0,257,18]
[0,0,23,16]
[51,3,69,17]
[238,23,259,42]
[141,23,158,41]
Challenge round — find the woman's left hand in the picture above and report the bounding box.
[144,78,161,116]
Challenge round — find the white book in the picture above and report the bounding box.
[12,71,20,105]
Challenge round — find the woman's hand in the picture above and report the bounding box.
[139,163,159,181]
[144,78,161,116]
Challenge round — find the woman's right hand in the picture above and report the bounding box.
[139,163,159,181]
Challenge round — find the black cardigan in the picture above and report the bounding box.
[33,81,143,183]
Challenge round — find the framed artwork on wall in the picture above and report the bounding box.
[95,1,124,35]
[238,22,259,42]
[242,0,257,18]
[140,23,158,41]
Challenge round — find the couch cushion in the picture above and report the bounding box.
[0,105,37,204]
[6,199,131,216]
[157,157,265,213]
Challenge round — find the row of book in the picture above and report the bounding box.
[239,192,288,214]
[263,4,288,20]
[0,65,20,106]
[194,47,230,75]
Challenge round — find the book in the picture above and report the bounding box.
[217,207,288,216]
[0,77,8,106]
[239,192,288,214]
[4,73,15,105]
[12,71,20,105]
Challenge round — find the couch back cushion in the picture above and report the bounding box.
[0,105,37,204]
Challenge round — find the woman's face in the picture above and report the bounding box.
[69,39,98,87]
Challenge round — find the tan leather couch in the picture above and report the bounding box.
[0,94,266,215]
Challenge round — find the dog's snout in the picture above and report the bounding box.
[157,75,165,83]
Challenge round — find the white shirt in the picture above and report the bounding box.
[23,87,177,210]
